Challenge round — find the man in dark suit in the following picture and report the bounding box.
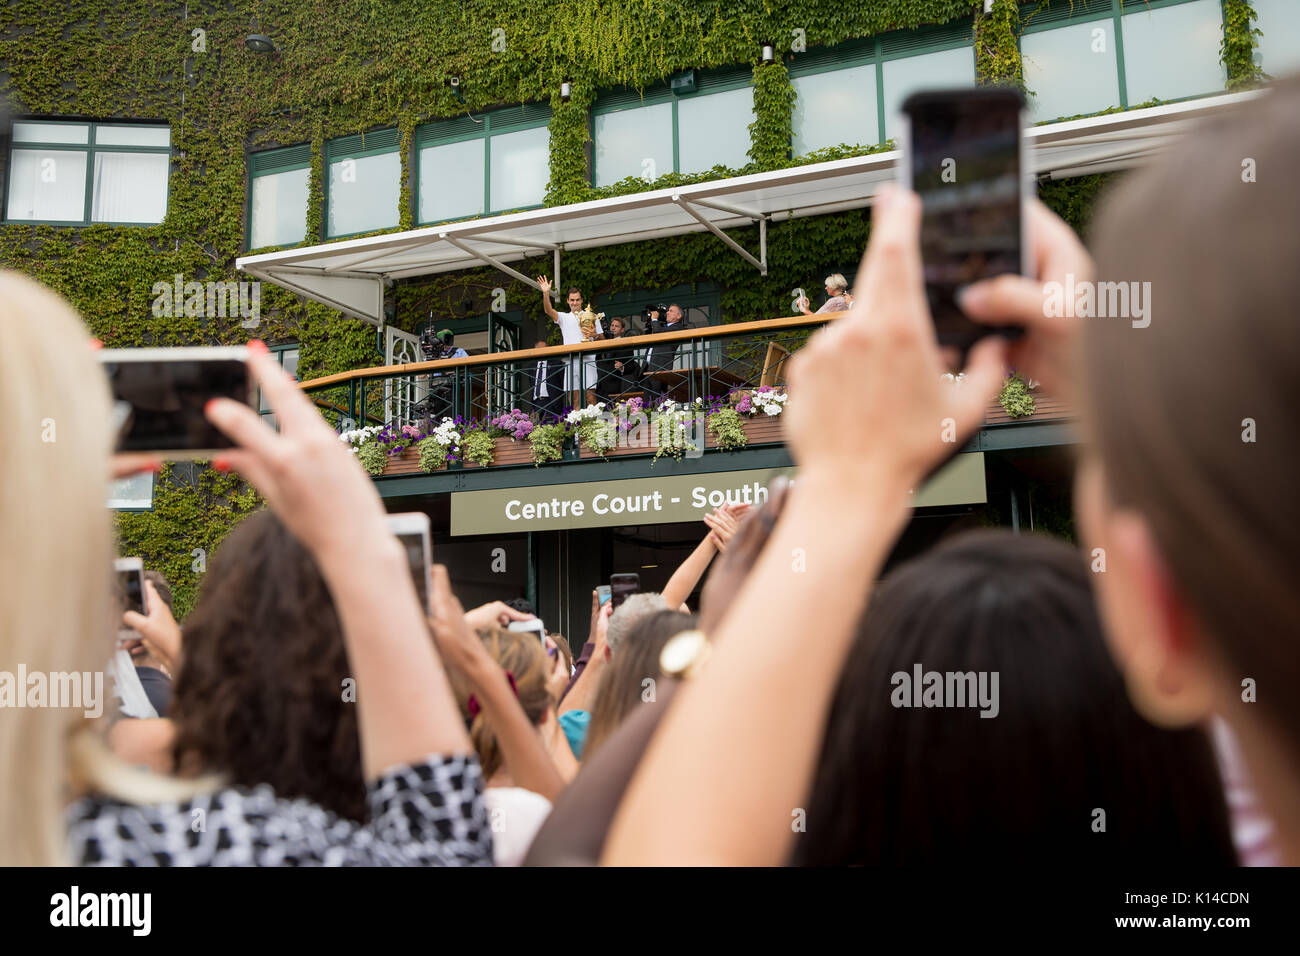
[596,316,642,401]
[644,304,690,400]
[529,339,567,421]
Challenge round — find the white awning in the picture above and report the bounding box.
[237,91,1261,325]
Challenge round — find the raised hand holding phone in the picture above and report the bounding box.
[203,342,471,776]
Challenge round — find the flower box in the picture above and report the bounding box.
[739,414,784,445]
[462,436,535,469]
[705,414,784,449]
[381,447,428,476]
[578,438,654,460]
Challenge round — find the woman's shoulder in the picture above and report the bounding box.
[67,753,493,867]
[483,786,553,815]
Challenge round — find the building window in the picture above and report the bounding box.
[325,128,400,238]
[248,144,310,249]
[676,86,755,173]
[1020,0,1225,124]
[416,105,551,224]
[791,63,879,156]
[789,22,975,157]
[880,46,976,142]
[1250,0,1300,77]
[1120,0,1226,104]
[591,69,754,186]
[5,120,170,225]
[258,344,301,428]
[1021,19,1121,122]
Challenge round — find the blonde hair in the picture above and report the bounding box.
[825,274,848,294]
[0,271,116,865]
[451,628,554,779]
[0,273,223,865]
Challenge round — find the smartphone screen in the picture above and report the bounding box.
[396,531,431,614]
[117,567,145,617]
[610,574,639,610]
[596,585,612,606]
[100,347,251,454]
[902,88,1025,362]
[386,513,432,615]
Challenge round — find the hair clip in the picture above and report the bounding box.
[467,670,519,721]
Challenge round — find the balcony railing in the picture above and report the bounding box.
[298,314,825,431]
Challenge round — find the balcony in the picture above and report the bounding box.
[299,314,1074,495]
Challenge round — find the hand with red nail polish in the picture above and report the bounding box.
[200,342,472,774]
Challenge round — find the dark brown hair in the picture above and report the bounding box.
[1083,75,1300,760]
[169,509,365,821]
[794,531,1235,865]
[585,610,694,759]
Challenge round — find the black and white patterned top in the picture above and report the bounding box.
[67,754,493,866]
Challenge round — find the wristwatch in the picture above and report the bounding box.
[659,629,711,680]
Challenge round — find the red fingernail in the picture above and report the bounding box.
[88,338,103,350]
[213,459,230,472]
[247,339,268,355]
[205,398,220,415]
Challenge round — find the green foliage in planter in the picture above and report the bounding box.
[974,0,1025,93]
[1221,0,1268,91]
[708,407,749,451]
[417,436,451,472]
[575,417,617,459]
[652,406,701,462]
[998,372,1036,418]
[357,442,388,476]
[529,423,567,465]
[461,430,497,468]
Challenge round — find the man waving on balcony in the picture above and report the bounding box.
[538,274,603,409]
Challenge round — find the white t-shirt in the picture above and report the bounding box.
[554,312,603,391]
[482,786,553,867]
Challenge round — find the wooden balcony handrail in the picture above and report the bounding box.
[297,313,836,390]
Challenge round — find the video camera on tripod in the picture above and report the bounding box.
[420,327,454,358]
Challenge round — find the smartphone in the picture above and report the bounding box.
[100,346,253,458]
[507,619,547,644]
[385,512,432,615]
[899,88,1029,363]
[114,556,145,640]
[596,585,612,606]
[610,573,640,610]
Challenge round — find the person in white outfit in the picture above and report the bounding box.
[537,274,602,409]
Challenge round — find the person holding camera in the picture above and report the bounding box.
[418,328,467,420]
[644,303,690,400]
[797,274,852,314]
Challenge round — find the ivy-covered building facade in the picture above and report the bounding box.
[2,0,1295,629]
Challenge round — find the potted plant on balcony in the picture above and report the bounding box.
[415,419,461,472]
[486,409,540,467]
[727,385,786,445]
